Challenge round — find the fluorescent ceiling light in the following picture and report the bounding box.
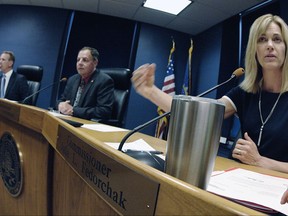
[143,0,192,15]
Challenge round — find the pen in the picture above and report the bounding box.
[125,150,163,154]
[147,151,163,154]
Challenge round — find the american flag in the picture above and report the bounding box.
[162,59,176,95]
[155,42,176,139]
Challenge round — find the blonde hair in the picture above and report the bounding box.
[240,14,288,93]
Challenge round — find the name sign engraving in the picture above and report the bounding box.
[57,126,160,215]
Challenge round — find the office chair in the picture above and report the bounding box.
[92,68,131,128]
[17,65,43,105]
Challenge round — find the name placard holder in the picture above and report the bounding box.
[56,126,159,215]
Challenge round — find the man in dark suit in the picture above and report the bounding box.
[57,47,114,120]
[0,51,29,102]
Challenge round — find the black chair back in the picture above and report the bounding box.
[17,65,43,105]
[98,68,131,128]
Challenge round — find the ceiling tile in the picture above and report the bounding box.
[0,0,30,5]
[196,0,265,15]
[134,7,175,27]
[105,0,143,7]
[62,0,99,13]
[99,0,139,19]
[179,1,229,26]
[30,0,64,8]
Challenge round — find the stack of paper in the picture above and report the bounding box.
[207,168,288,215]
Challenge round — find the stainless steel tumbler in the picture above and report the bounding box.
[165,95,225,189]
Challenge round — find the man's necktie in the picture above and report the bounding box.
[73,79,85,107]
[1,74,6,98]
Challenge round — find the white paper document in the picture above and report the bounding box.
[207,168,288,215]
[105,139,156,152]
[81,124,128,132]
[48,110,69,118]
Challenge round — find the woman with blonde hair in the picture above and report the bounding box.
[132,14,288,173]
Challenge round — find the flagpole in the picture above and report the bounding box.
[168,38,175,65]
[188,38,193,95]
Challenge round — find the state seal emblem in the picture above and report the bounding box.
[0,132,23,197]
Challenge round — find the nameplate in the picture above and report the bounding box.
[0,100,20,122]
[56,126,160,215]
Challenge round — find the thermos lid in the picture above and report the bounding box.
[172,95,225,107]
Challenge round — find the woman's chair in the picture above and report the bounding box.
[93,68,131,128]
[17,65,43,106]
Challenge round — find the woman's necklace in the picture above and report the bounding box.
[257,90,282,146]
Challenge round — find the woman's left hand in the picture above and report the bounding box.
[232,132,262,166]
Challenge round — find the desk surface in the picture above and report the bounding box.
[0,100,280,215]
[51,113,288,215]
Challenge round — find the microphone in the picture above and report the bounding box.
[21,77,67,104]
[197,67,244,97]
[119,68,244,171]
